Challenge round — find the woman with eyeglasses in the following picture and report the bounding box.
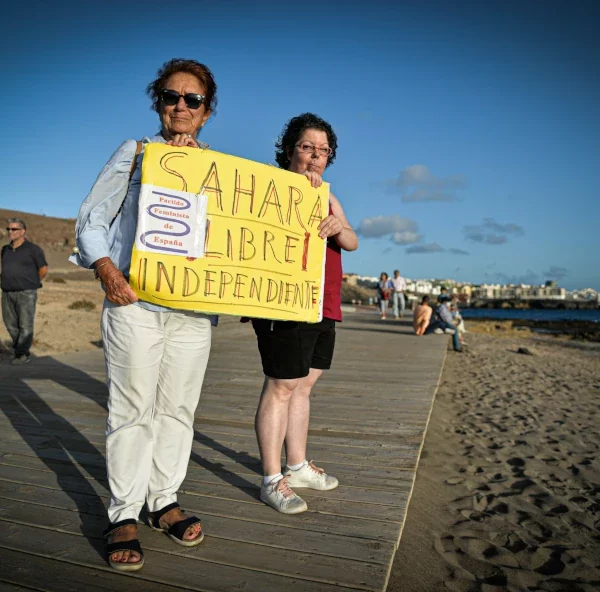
[251,113,359,514]
[71,59,217,572]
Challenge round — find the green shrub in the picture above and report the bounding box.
[68,299,96,311]
[51,277,67,283]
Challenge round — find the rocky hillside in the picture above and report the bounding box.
[0,209,75,248]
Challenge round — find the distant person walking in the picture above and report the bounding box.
[1,218,48,365]
[391,269,407,319]
[377,272,392,319]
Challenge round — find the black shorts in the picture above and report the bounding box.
[252,317,336,379]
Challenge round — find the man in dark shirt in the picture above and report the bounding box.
[1,218,48,364]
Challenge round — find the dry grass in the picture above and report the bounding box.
[67,299,96,311]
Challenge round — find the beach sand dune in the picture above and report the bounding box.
[390,332,600,592]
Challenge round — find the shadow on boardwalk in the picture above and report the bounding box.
[1,356,109,561]
[1,355,263,557]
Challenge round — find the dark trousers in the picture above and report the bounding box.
[1,289,37,357]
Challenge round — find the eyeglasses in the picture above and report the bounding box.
[160,89,205,109]
[6,227,23,232]
[295,142,332,158]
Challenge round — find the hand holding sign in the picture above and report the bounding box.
[129,144,329,322]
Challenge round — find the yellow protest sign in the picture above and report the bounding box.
[129,143,329,322]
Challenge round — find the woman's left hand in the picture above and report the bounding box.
[317,214,344,239]
[165,134,201,148]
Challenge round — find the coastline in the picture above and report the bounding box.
[465,319,600,343]
[389,329,600,591]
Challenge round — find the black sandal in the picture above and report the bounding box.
[104,519,144,572]
[148,502,204,547]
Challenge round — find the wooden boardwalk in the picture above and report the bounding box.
[0,312,448,592]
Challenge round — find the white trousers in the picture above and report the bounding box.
[101,301,212,523]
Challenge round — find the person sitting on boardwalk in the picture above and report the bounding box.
[413,294,432,335]
[426,296,462,352]
[252,113,358,514]
[71,58,218,571]
[377,272,392,319]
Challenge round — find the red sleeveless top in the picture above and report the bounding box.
[322,205,343,321]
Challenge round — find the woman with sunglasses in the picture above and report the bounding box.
[252,113,359,514]
[71,58,217,572]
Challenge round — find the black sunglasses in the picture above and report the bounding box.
[6,227,23,232]
[160,89,205,110]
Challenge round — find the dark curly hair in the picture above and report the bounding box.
[275,113,338,170]
[146,58,218,115]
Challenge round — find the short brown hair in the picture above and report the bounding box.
[146,58,218,115]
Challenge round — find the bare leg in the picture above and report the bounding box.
[255,376,299,475]
[284,368,323,466]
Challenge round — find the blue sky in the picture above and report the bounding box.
[2,0,599,289]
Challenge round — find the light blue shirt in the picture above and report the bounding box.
[70,133,217,325]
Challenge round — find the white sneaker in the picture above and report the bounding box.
[284,460,339,491]
[260,475,307,514]
[444,328,456,335]
[433,328,444,335]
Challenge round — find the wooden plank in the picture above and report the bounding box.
[0,420,421,466]
[0,523,371,591]
[0,441,417,491]
[0,460,409,520]
[0,430,420,471]
[0,498,388,590]
[0,478,400,542]
[0,548,177,592]
[0,460,409,507]
[0,467,395,565]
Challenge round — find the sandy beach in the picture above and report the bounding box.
[2,275,599,591]
[390,331,600,592]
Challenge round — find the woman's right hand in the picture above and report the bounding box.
[303,170,323,188]
[97,262,138,306]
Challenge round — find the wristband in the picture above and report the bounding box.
[94,261,112,280]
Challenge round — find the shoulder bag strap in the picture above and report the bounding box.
[129,140,143,179]
[110,140,143,228]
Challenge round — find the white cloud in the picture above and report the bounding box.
[392,231,422,245]
[357,214,421,243]
[406,242,444,254]
[386,164,466,202]
[463,218,524,245]
[488,270,540,285]
[543,266,569,280]
[488,266,569,285]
